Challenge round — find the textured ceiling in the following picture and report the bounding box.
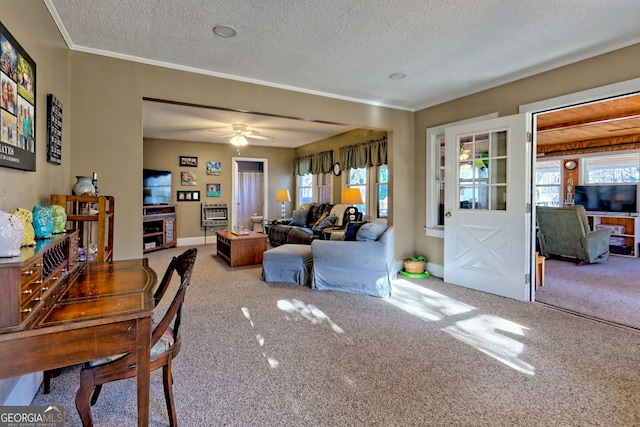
[44,0,640,147]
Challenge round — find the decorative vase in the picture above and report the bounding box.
[72,176,96,196]
[0,211,24,257]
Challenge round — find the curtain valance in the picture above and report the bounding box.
[339,136,387,170]
[295,150,334,176]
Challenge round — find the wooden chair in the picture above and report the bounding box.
[74,248,197,427]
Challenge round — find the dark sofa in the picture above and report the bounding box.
[268,203,359,247]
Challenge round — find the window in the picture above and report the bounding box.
[535,159,561,206]
[458,131,507,210]
[584,153,640,183]
[377,164,388,218]
[297,173,332,206]
[346,167,366,214]
[425,113,498,238]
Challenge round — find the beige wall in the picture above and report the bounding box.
[0,1,71,210]
[415,44,640,265]
[144,137,295,238]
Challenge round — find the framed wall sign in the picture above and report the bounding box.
[179,156,198,167]
[0,21,37,171]
[177,190,200,201]
[46,94,62,165]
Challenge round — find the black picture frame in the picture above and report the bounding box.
[177,190,200,201]
[179,156,198,167]
[0,21,37,171]
[46,94,62,165]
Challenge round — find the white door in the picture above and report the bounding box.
[444,114,532,301]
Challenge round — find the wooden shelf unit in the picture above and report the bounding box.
[143,205,177,253]
[50,195,114,262]
[587,213,640,257]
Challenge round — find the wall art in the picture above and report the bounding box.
[179,155,197,167]
[180,171,196,185]
[177,190,200,201]
[206,183,221,197]
[206,161,221,175]
[0,21,36,171]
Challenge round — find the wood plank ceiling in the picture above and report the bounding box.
[537,93,640,156]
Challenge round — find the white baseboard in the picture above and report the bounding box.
[177,235,217,247]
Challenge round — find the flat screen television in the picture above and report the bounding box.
[574,184,638,214]
[143,169,172,205]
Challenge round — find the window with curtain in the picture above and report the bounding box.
[339,135,387,219]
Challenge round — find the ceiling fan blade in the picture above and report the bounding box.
[207,129,236,137]
[245,133,274,140]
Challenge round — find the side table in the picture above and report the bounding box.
[216,230,268,267]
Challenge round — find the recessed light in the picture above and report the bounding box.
[213,25,237,38]
[389,72,407,80]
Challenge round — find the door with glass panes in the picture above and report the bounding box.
[444,114,532,301]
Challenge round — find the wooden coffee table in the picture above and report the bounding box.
[216,230,268,267]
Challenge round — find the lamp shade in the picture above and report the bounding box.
[275,190,291,202]
[230,134,248,146]
[342,188,363,205]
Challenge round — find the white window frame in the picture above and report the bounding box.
[296,172,332,207]
[343,164,389,220]
[376,164,388,219]
[425,113,498,238]
[535,159,562,207]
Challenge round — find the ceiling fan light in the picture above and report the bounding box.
[230,134,248,146]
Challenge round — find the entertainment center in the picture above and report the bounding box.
[586,213,639,257]
[574,184,640,257]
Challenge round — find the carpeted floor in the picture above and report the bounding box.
[32,245,640,426]
[535,255,640,329]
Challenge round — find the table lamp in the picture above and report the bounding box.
[275,190,291,219]
[342,188,363,221]
[342,188,363,206]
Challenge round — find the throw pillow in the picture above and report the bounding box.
[290,209,309,227]
[312,212,329,228]
[315,214,337,228]
[307,204,324,227]
[344,221,366,241]
[356,219,388,241]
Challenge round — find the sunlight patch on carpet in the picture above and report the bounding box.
[386,279,475,321]
[277,299,345,334]
[387,279,534,375]
[443,315,534,375]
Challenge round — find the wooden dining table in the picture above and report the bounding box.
[0,258,156,426]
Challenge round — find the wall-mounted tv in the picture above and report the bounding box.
[143,169,172,205]
[574,184,638,214]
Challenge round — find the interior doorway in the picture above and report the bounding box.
[525,79,640,328]
[231,157,268,231]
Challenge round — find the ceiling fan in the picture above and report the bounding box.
[209,123,274,146]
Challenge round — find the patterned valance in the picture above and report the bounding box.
[339,136,387,170]
[295,150,334,176]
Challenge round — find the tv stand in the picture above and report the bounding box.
[586,213,639,257]
[143,205,177,252]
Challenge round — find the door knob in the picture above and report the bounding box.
[445,211,452,217]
